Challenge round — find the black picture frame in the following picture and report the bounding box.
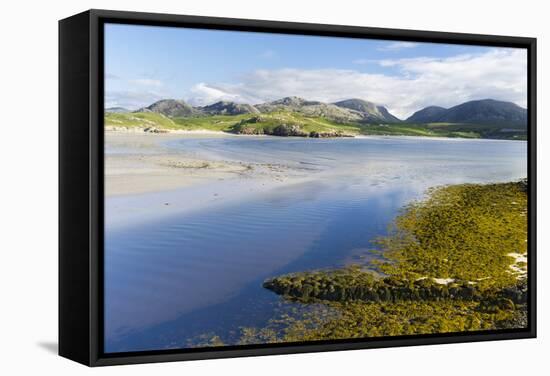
[59,9,537,367]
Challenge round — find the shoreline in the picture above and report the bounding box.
[104,131,526,231]
[246,180,529,345]
[104,131,315,229]
[105,131,307,197]
[103,132,528,347]
[105,130,526,199]
[105,126,526,142]
[105,125,230,135]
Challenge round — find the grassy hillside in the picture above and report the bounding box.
[421,122,526,140]
[104,112,180,130]
[105,111,361,136]
[104,111,526,140]
[229,112,359,136]
[173,114,249,132]
[359,122,526,139]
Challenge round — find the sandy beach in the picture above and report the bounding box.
[104,130,316,230]
[105,130,295,197]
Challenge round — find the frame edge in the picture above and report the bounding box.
[59,10,93,367]
[60,8,537,367]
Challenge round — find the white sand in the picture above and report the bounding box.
[105,152,252,196]
[507,252,528,276]
[507,252,527,263]
[433,278,455,285]
[104,131,299,196]
[105,125,226,135]
[104,131,328,230]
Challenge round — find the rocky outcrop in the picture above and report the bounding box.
[143,127,169,133]
[309,131,354,138]
[333,98,402,123]
[200,101,260,115]
[231,116,353,137]
[256,97,363,123]
[137,99,200,117]
[263,270,528,305]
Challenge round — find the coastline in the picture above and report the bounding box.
[104,131,317,229]
[105,131,288,197]
[103,131,528,349]
[105,125,229,135]
[105,128,527,227]
[105,125,527,142]
[241,180,529,345]
[104,129,490,198]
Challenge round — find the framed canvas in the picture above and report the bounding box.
[59,9,536,366]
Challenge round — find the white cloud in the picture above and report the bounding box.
[106,77,167,109]
[378,42,418,51]
[104,90,166,110]
[186,83,262,106]
[186,48,527,119]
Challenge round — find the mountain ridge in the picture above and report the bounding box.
[133,96,402,124]
[407,106,448,123]
[333,98,402,123]
[105,106,130,113]
[200,101,260,115]
[129,97,527,128]
[137,99,200,117]
[407,99,526,126]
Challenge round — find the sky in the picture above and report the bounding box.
[104,23,527,119]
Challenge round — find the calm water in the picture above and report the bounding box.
[104,136,526,352]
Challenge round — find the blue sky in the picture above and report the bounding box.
[105,23,527,118]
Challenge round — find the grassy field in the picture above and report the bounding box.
[104,111,358,135]
[190,180,528,346]
[104,111,526,140]
[104,112,181,129]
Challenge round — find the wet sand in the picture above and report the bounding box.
[105,131,295,196]
[104,131,314,230]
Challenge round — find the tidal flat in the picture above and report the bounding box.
[104,131,527,352]
[257,181,528,344]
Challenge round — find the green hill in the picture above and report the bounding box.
[104,111,526,140]
[105,111,361,136]
[104,112,180,130]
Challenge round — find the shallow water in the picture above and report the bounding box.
[104,136,526,352]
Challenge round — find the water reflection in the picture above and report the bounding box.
[105,136,526,352]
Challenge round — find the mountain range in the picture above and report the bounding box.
[132,96,403,124]
[110,97,527,127]
[104,106,130,113]
[406,99,527,126]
